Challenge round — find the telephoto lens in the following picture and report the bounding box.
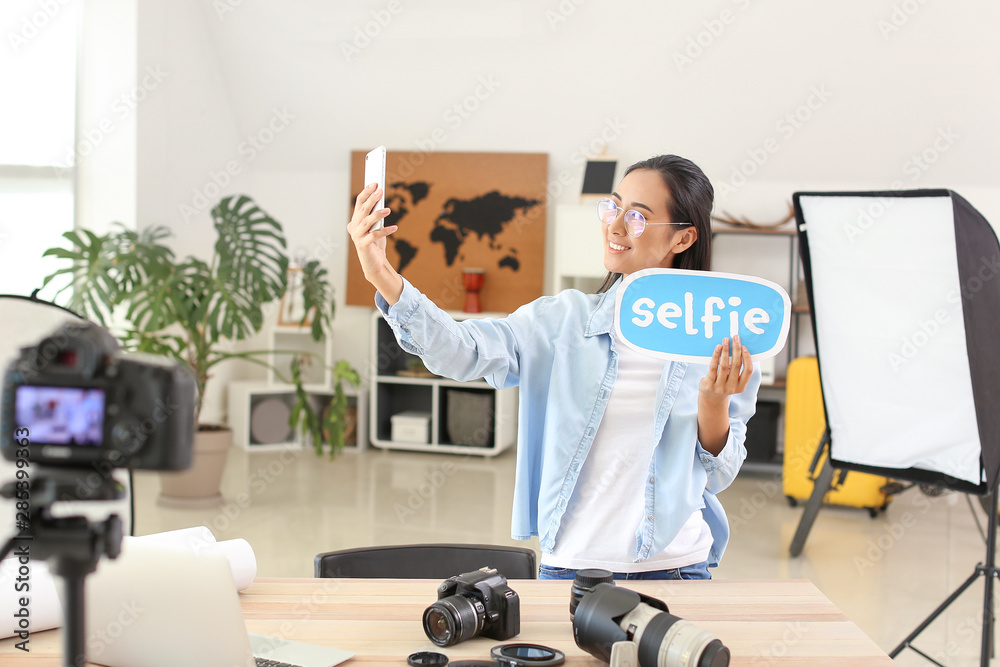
[573,583,730,667]
[569,569,614,620]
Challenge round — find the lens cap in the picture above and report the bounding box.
[491,643,566,667]
[408,651,449,667]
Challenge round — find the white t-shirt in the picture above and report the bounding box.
[541,331,712,572]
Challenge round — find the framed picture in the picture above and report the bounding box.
[278,268,310,327]
[347,151,548,313]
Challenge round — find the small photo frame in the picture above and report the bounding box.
[278,268,311,327]
[580,158,617,203]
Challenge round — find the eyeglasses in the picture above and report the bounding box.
[597,197,689,238]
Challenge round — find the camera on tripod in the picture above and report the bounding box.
[0,320,198,667]
[1,320,196,471]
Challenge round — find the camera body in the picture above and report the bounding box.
[423,567,520,646]
[0,321,196,471]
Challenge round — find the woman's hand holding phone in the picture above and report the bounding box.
[348,181,402,305]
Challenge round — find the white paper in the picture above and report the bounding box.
[0,557,62,638]
[0,526,258,639]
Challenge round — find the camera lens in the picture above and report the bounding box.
[422,596,485,647]
[569,568,614,620]
[638,613,729,667]
[573,583,729,667]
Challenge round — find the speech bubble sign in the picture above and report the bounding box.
[615,268,791,363]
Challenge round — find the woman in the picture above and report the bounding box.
[349,154,758,580]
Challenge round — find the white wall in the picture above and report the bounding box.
[131,0,1000,420]
[76,0,137,236]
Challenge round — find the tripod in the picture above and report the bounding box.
[1,470,124,667]
[889,487,997,666]
[788,432,998,665]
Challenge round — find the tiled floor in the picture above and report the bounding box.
[134,444,998,666]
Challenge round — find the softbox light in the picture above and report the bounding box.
[794,189,1000,495]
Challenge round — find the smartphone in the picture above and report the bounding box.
[364,145,387,230]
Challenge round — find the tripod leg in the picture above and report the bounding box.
[981,490,998,667]
[889,567,982,658]
[789,451,835,557]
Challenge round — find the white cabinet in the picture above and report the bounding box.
[369,310,517,457]
[552,203,607,294]
[228,380,367,452]
[267,325,335,386]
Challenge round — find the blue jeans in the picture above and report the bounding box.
[537,561,712,581]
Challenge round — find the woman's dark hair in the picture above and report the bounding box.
[597,154,714,293]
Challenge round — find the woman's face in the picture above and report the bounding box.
[601,169,696,275]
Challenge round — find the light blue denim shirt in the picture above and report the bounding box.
[376,276,760,566]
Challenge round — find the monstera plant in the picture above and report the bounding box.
[40,195,359,459]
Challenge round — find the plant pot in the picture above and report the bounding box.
[157,424,231,509]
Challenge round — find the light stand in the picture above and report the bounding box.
[790,189,1000,665]
[788,428,836,558]
[1,470,124,667]
[889,487,997,666]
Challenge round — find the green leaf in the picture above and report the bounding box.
[209,195,290,341]
[300,260,334,341]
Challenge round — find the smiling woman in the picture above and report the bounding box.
[348,152,759,581]
[596,155,715,292]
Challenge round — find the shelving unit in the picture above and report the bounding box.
[228,379,367,452]
[711,225,813,471]
[228,322,367,453]
[369,310,517,457]
[267,325,335,386]
[710,226,811,366]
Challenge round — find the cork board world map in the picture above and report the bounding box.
[347,151,548,313]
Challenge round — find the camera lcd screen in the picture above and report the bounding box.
[14,385,105,446]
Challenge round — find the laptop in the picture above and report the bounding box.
[78,539,354,667]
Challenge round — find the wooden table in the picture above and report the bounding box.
[0,578,892,666]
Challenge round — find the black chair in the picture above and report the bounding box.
[314,543,537,579]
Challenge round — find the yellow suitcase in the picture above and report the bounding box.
[782,356,892,515]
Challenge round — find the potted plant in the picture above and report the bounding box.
[39,194,359,507]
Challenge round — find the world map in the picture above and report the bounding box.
[384,181,542,274]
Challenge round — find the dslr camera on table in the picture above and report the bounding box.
[415,566,730,667]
